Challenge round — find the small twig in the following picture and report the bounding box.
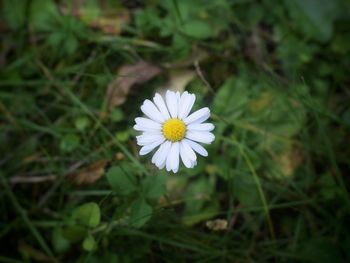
[10,175,57,184]
[229,203,242,229]
[38,160,84,207]
[0,175,55,258]
[194,60,215,94]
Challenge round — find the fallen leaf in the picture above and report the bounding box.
[68,159,109,186]
[249,91,273,113]
[115,152,125,161]
[88,10,130,34]
[205,219,228,231]
[18,241,56,262]
[106,61,162,110]
[166,69,196,93]
[275,146,304,177]
[60,3,130,35]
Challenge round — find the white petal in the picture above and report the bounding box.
[190,159,197,168]
[153,93,170,119]
[171,142,180,173]
[180,139,197,162]
[139,138,165,155]
[187,123,215,132]
[185,131,215,144]
[136,134,164,146]
[176,91,181,101]
[155,141,171,167]
[185,139,208,157]
[133,125,157,132]
[166,142,180,172]
[177,91,189,119]
[141,100,165,123]
[140,130,162,136]
[158,159,166,169]
[184,107,210,125]
[178,93,195,120]
[152,141,165,164]
[166,90,178,118]
[179,141,193,168]
[135,117,161,130]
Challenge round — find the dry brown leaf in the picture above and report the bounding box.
[60,3,130,35]
[115,152,125,161]
[68,159,109,186]
[166,69,196,93]
[18,241,56,262]
[275,146,304,177]
[206,219,228,231]
[106,61,162,109]
[88,10,130,34]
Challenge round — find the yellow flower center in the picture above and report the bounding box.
[162,118,186,142]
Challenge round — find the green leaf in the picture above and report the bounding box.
[2,0,27,30]
[59,134,80,152]
[185,177,214,214]
[52,227,70,254]
[129,198,153,227]
[115,130,130,142]
[341,108,350,128]
[233,171,261,208]
[212,76,250,120]
[141,174,167,200]
[299,239,344,263]
[110,108,124,122]
[182,20,213,39]
[62,225,87,243]
[74,116,91,131]
[318,174,341,200]
[73,202,101,228]
[182,202,219,226]
[29,0,60,31]
[283,0,342,42]
[64,34,78,55]
[106,166,137,196]
[82,234,97,252]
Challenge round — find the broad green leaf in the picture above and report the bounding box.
[276,33,317,72]
[182,20,213,39]
[341,108,350,128]
[129,198,153,227]
[106,166,137,196]
[2,0,26,30]
[141,174,167,200]
[59,134,80,152]
[74,116,91,131]
[73,202,101,228]
[52,227,70,253]
[62,225,87,243]
[299,239,344,263]
[318,174,341,200]
[185,177,214,214]
[29,0,60,31]
[64,34,78,55]
[233,171,261,208]
[182,202,219,226]
[283,0,341,42]
[115,130,130,142]
[110,108,124,122]
[212,76,250,120]
[82,234,97,252]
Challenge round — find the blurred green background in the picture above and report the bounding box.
[1,0,350,262]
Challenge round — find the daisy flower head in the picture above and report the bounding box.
[134,90,215,173]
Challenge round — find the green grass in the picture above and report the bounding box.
[1,0,350,262]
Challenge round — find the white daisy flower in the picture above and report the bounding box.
[133,90,215,173]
